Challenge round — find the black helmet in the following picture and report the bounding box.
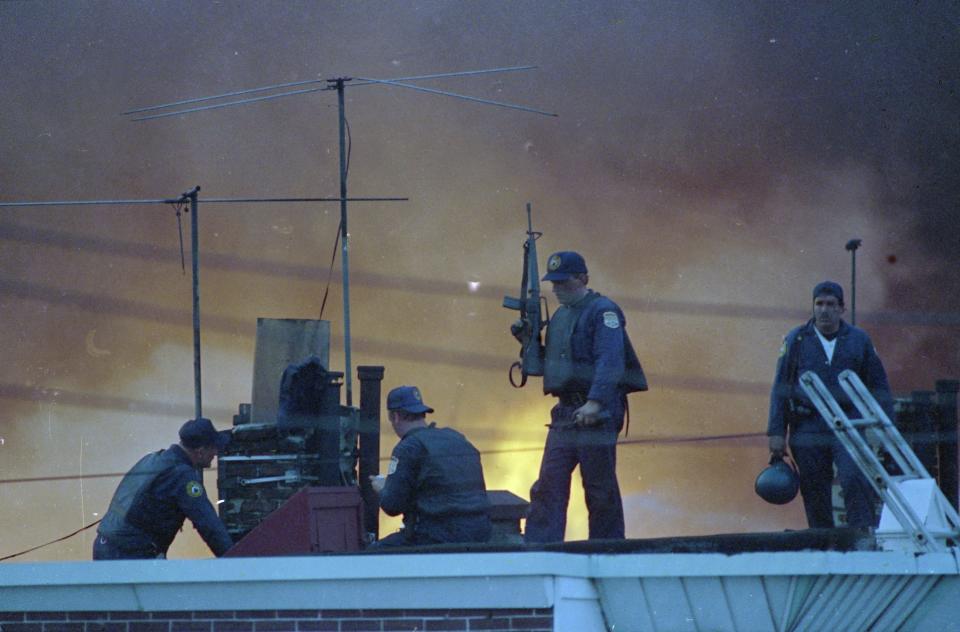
[755,455,800,505]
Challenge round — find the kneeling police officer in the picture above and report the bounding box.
[370,386,491,547]
[93,418,233,559]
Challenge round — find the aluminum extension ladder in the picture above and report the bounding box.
[799,369,960,552]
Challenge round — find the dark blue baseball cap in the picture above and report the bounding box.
[542,251,588,281]
[813,281,844,305]
[387,386,434,414]
[179,417,231,450]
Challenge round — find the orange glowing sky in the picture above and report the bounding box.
[1,1,958,561]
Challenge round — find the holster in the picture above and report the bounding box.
[785,400,814,430]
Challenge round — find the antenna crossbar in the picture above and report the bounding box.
[355,76,557,117]
[129,86,329,121]
[122,78,330,115]
[348,65,538,88]
[0,197,407,208]
[123,65,542,120]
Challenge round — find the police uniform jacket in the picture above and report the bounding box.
[767,319,893,438]
[543,291,630,428]
[97,444,233,556]
[379,425,490,525]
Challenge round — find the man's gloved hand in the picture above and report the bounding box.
[510,318,531,344]
[369,474,386,494]
[768,435,786,458]
[573,400,604,427]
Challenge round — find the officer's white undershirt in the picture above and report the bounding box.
[814,326,837,364]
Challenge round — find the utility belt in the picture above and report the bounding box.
[787,401,814,422]
[96,533,165,559]
[557,392,590,407]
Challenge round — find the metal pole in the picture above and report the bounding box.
[336,78,353,407]
[187,186,202,419]
[358,365,384,541]
[851,249,856,325]
[845,239,861,326]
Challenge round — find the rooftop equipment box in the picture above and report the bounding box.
[225,486,365,557]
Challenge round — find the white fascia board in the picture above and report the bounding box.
[590,550,960,578]
[0,553,589,612]
[0,552,589,586]
[0,576,557,612]
[3,550,959,613]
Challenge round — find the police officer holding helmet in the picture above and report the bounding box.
[92,418,233,559]
[767,281,893,528]
[524,251,646,543]
[370,386,491,547]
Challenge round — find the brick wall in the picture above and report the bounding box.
[217,417,331,543]
[0,609,553,632]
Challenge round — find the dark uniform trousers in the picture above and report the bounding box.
[525,402,625,543]
[524,289,635,544]
[374,513,492,548]
[789,421,877,528]
[768,320,892,529]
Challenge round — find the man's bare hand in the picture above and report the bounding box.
[369,474,386,494]
[768,435,786,458]
[573,400,604,427]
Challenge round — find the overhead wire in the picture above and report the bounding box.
[0,430,767,488]
[0,429,767,559]
[3,220,960,326]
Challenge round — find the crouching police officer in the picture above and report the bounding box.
[369,386,491,547]
[92,418,233,559]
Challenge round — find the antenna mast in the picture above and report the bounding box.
[334,77,355,406]
[124,65,556,410]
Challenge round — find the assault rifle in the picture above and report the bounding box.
[502,203,548,387]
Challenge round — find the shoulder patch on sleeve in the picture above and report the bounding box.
[387,456,399,475]
[602,311,620,329]
[185,480,204,498]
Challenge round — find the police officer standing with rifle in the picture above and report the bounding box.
[505,206,646,543]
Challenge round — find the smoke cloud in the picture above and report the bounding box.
[1,1,957,559]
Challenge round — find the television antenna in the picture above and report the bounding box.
[0,190,407,420]
[123,65,557,406]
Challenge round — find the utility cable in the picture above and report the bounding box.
[318,221,342,321]
[0,430,766,561]
[173,200,187,274]
[0,430,768,487]
[319,114,351,321]
[0,519,100,562]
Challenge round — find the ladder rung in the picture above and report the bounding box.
[887,474,924,484]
